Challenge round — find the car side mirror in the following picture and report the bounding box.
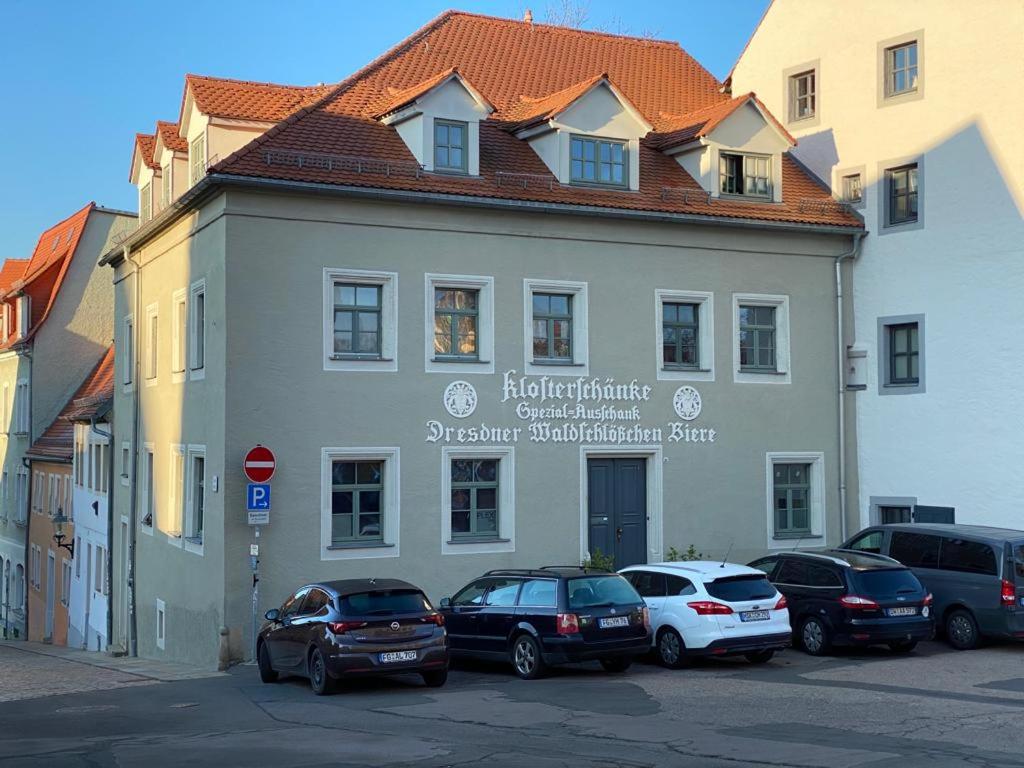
[439,597,451,609]
[264,608,280,623]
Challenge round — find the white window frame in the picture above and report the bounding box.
[139,182,152,223]
[156,598,166,650]
[15,467,28,525]
[14,380,29,435]
[166,444,185,544]
[320,447,400,560]
[189,133,206,186]
[732,293,791,385]
[16,296,30,339]
[523,278,589,377]
[60,558,71,607]
[75,538,81,578]
[440,445,515,556]
[323,268,398,373]
[122,315,134,391]
[654,289,714,382]
[2,382,9,433]
[2,303,10,342]
[424,273,495,375]
[184,445,206,555]
[121,441,131,487]
[765,451,825,549]
[145,302,159,385]
[140,443,155,535]
[161,163,173,208]
[0,469,7,522]
[30,544,41,589]
[188,279,206,381]
[171,288,187,383]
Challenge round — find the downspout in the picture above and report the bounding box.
[90,416,114,652]
[126,245,140,658]
[20,347,32,639]
[835,232,865,543]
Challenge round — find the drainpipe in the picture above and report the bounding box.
[835,232,865,543]
[125,245,140,658]
[90,416,114,652]
[20,347,32,640]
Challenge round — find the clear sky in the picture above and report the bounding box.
[0,0,769,259]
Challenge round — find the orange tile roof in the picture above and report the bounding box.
[501,73,611,131]
[28,348,114,461]
[649,92,795,150]
[375,67,461,117]
[155,120,188,154]
[204,11,859,230]
[0,259,29,294]
[134,133,159,170]
[183,74,335,123]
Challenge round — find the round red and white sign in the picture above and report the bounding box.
[243,445,276,483]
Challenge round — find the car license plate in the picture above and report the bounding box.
[739,610,771,622]
[379,650,417,664]
[886,607,918,617]
[599,616,630,629]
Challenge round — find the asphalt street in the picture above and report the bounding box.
[2,640,1024,767]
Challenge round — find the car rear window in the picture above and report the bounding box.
[1015,544,1024,580]
[568,575,641,609]
[705,574,777,602]
[852,568,923,596]
[340,589,431,616]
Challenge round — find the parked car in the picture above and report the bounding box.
[257,578,448,694]
[438,567,650,679]
[620,561,791,668]
[842,524,1024,649]
[748,550,933,655]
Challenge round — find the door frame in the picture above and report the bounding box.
[578,445,663,567]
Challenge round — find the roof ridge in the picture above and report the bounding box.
[184,73,332,91]
[440,9,682,48]
[32,202,95,243]
[517,72,607,103]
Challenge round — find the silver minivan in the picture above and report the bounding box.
[841,524,1024,649]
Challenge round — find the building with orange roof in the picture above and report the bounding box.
[106,10,864,668]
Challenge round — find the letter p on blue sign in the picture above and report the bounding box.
[247,483,271,511]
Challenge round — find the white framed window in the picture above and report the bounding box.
[323,268,398,373]
[14,563,24,611]
[654,289,714,382]
[424,274,494,374]
[32,471,43,513]
[167,444,185,542]
[441,445,515,556]
[171,288,187,383]
[141,443,155,533]
[184,446,205,553]
[89,438,109,495]
[121,442,131,487]
[15,467,28,525]
[2,382,8,432]
[189,133,206,186]
[156,598,166,650]
[16,295,30,339]
[75,538,81,578]
[139,182,152,223]
[2,303,10,342]
[94,546,106,595]
[122,315,134,390]
[320,447,400,560]
[161,163,172,207]
[30,545,41,590]
[719,152,772,198]
[14,380,29,434]
[0,469,7,522]
[145,302,159,384]
[523,278,589,377]
[188,280,206,380]
[732,293,791,384]
[60,559,71,607]
[74,427,85,487]
[765,451,825,549]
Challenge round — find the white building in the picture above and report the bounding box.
[731,0,1024,530]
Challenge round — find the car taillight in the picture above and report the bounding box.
[839,595,879,610]
[422,613,445,627]
[774,595,788,611]
[923,593,933,606]
[687,601,734,615]
[327,620,367,634]
[641,606,651,630]
[556,613,580,634]
[1001,580,1016,608]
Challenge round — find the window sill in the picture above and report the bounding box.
[717,193,776,204]
[884,382,920,389]
[738,369,787,376]
[772,533,821,541]
[327,541,394,551]
[448,537,510,545]
[329,355,393,362]
[184,536,203,546]
[432,357,490,364]
[531,359,583,367]
[663,366,710,373]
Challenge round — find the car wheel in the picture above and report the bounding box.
[421,669,448,688]
[799,617,831,656]
[744,649,775,664]
[511,634,546,680]
[308,647,335,695]
[257,643,278,683]
[946,609,980,651]
[888,639,918,654]
[656,628,691,670]
[599,657,632,673]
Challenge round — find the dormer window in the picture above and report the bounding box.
[434,120,468,174]
[719,152,771,199]
[190,135,206,186]
[161,164,172,207]
[570,136,627,187]
[140,182,152,223]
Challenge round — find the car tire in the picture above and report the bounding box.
[421,669,448,688]
[946,609,980,651]
[257,643,278,684]
[744,649,775,664]
[656,627,691,670]
[888,640,918,654]
[511,634,546,680]
[799,617,831,656]
[308,647,335,695]
[599,657,632,673]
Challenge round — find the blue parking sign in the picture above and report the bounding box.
[247,483,271,511]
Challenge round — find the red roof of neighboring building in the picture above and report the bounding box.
[155,120,188,154]
[183,74,335,123]
[134,133,159,171]
[28,348,114,462]
[0,259,29,294]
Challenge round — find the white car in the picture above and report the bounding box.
[620,561,791,668]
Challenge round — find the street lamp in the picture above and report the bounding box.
[52,507,75,559]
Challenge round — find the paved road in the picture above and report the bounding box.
[2,640,1024,767]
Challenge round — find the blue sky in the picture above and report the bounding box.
[0,0,769,259]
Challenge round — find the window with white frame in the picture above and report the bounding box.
[788,70,816,122]
[168,445,185,538]
[0,469,7,521]
[189,134,206,186]
[885,40,919,97]
[733,293,791,384]
[32,471,43,513]
[720,153,771,198]
[15,380,29,434]
[842,173,863,204]
[141,445,155,529]
[425,274,494,374]
[185,447,205,547]
[16,296,30,339]
[766,451,824,546]
[441,446,515,555]
[15,467,27,525]
[321,447,400,560]
[655,289,714,382]
[2,382,8,432]
[122,316,134,387]
[523,279,589,376]
[139,183,152,223]
[60,559,71,607]
[14,563,24,610]
[74,428,85,487]
[188,280,205,379]
[323,269,398,372]
[75,538,81,578]
[30,545,40,589]
[161,164,172,207]
[156,598,166,650]
[172,288,187,381]
[94,547,105,594]
[434,119,468,174]
[2,303,9,342]
[90,439,109,495]
[145,303,159,382]
[570,135,628,187]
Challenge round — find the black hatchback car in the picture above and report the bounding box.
[748,550,934,655]
[439,567,650,679]
[258,578,448,694]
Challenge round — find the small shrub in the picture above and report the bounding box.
[666,544,703,562]
[582,547,616,572]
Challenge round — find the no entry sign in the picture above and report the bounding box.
[243,445,276,483]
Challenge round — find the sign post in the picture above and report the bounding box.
[244,445,276,661]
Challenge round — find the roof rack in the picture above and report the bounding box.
[482,568,555,578]
[830,548,901,565]
[540,564,611,573]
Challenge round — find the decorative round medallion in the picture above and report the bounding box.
[443,380,478,419]
[672,385,702,421]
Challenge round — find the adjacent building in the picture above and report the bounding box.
[730,0,1024,529]
[108,10,863,667]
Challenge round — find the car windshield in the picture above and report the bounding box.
[852,568,922,597]
[340,589,431,616]
[568,575,641,609]
[705,575,776,602]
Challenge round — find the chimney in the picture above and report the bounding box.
[523,8,533,23]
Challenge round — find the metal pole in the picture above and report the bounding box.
[251,525,260,660]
